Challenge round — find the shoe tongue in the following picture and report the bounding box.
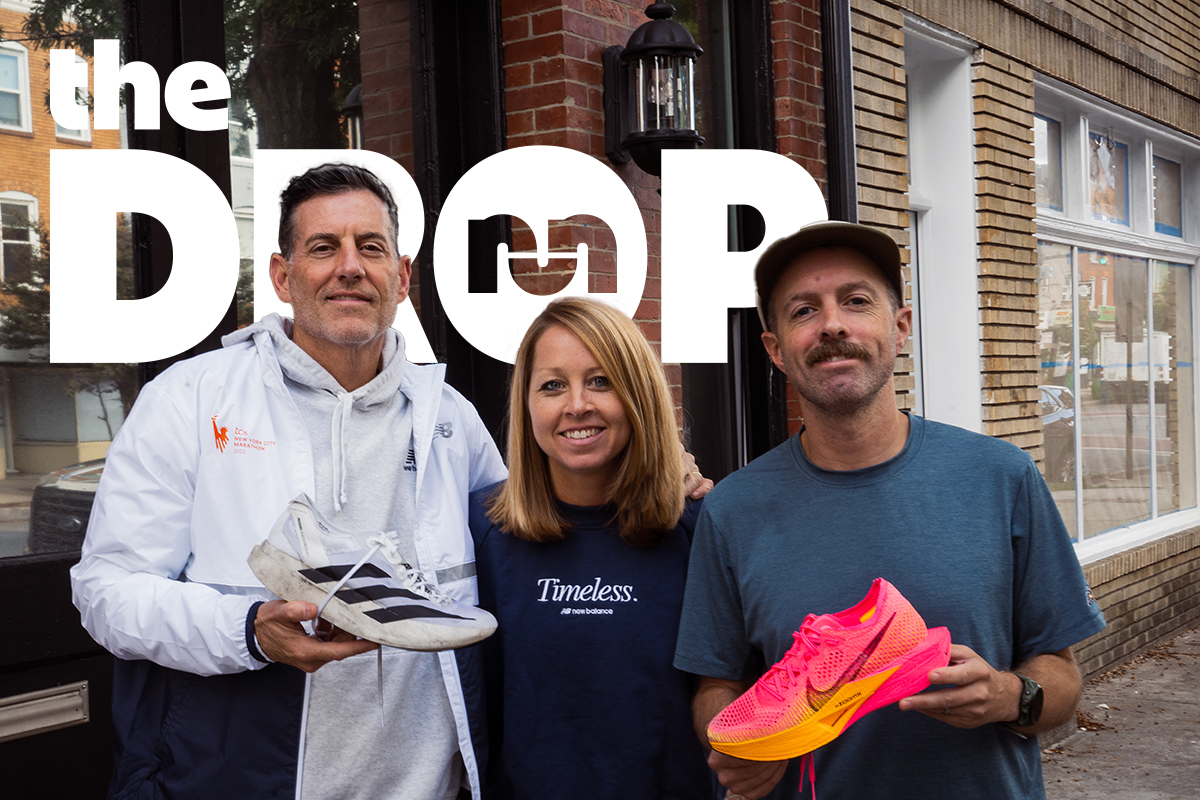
[809,614,840,632]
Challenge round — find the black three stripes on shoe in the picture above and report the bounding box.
[299,565,475,622]
[249,495,497,651]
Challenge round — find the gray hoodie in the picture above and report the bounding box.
[242,314,463,800]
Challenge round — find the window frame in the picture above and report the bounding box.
[1034,112,1064,212]
[0,191,39,283]
[0,40,33,134]
[54,54,92,143]
[903,18,982,434]
[1034,75,1200,563]
[1153,155,1183,238]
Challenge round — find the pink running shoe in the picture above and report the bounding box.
[708,578,951,761]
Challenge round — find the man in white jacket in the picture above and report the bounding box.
[71,163,506,800]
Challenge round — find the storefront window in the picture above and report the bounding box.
[0,9,135,559]
[1037,81,1199,545]
[1089,132,1129,226]
[1037,241,1075,536]
[1153,260,1195,515]
[1079,250,1150,535]
[1153,157,1182,237]
[1037,243,1196,541]
[1034,115,1062,211]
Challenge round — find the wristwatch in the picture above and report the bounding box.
[1008,673,1044,728]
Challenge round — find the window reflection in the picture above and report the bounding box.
[1079,252,1149,534]
[1037,242,1076,537]
[1153,157,1182,237]
[1089,133,1128,225]
[0,8,134,558]
[1153,261,1195,516]
[1034,115,1062,211]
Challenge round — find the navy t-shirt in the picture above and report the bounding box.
[468,484,715,800]
[674,414,1106,800]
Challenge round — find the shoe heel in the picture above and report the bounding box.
[844,626,952,727]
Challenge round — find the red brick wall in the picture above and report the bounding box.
[358,0,414,173]
[771,0,826,187]
[357,0,418,309]
[771,0,828,434]
[0,8,122,228]
[500,0,681,413]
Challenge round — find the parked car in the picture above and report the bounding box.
[27,459,104,554]
[1040,385,1075,484]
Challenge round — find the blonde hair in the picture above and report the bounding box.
[487,297,685,546]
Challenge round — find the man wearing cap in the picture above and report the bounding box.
[673,221,1104,799]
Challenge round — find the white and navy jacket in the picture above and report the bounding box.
[71,322,506,800]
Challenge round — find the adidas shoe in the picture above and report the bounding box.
[707,578,951,761]
[248,495,497,652]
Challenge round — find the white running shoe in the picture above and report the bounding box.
[248,495,496,651]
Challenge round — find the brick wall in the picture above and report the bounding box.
[889,0,1200,678]
[899,0,1200,137]
[771,0,826,187]
[357,0,418,309]
[0,8,122,228]
[771,0,826,432]
[972,51,1042,451]
[850,0,917,418]
[1025,0,1200,100]
[1076,529,1200,681]
[500,0,681,413]
[358,0,414,175]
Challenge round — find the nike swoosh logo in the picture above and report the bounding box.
[805,612,896,711]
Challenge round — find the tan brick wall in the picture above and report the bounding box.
[898,0,1200,138]
[0,8,122,232]
[972,50,1043,453]
[1014,0,1200,98]
[850,0,916,419]
[882,0,1200,686]
[1076,529,1200,680]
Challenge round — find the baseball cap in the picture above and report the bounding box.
[754,221,904,330]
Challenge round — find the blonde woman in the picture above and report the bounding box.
[465,297,717,800]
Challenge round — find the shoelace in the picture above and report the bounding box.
[312,530,443,725]
[799,751,816,800]
[761,616,841,701]
[367,533,454,608]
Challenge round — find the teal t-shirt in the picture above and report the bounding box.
[674,414,1105,800]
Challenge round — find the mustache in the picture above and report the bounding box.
[805,340,872,366]
[322,278,376,302]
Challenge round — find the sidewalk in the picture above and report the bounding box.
[1043,626,1199,799]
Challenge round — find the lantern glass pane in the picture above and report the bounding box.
[633,59,646,133]
[636,54,697,133]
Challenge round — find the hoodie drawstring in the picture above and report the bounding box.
[330,392,354,513]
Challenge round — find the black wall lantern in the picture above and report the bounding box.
[604,3,703,176]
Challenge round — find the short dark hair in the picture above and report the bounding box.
[277,163,399,260]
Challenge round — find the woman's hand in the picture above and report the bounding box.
[681,445,714,499]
